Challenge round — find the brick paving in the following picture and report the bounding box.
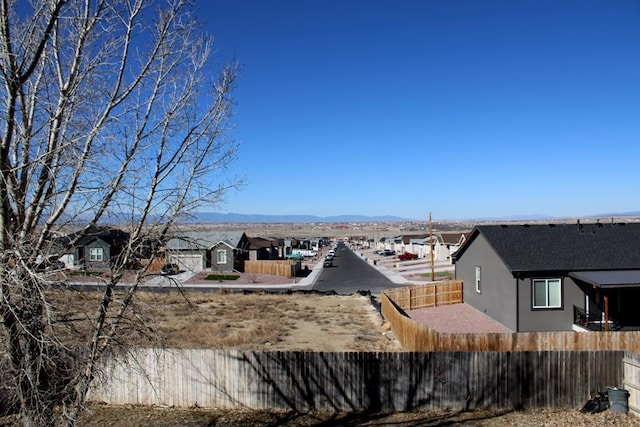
[407,302,513,333]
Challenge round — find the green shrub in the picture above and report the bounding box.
[205,274,240,281]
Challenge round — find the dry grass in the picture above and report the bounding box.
[45,290,400,352]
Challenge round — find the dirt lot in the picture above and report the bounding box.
[0,405,618,426]
[131,290,400,351]
[1,404,637,426]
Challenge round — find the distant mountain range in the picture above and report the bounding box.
[470,211,640,222]
[89,210,640,225]
[181,211,640,224]
[181,212,413,223]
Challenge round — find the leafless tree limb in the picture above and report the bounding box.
[0,1,240,425]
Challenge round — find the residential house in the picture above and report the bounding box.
[439,232,469,262]
[393,233,467,263]
[164,231,250,273]
[405,235,431,258]
[453,222,640,332]
[60,225,130,270]
[247,237,284,261]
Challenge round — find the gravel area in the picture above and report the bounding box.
[407,303,513,333]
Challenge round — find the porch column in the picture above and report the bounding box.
[604,295,609,332]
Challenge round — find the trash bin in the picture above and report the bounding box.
[373,260,377,265]
[608,387,630,414]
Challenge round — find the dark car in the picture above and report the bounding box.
[380,249,396,256]
[35,258,66,272]
[323,259,333,268]
[161,263,181,275]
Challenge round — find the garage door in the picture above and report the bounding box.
[170,254,204,273]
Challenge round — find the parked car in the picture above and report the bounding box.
[35,258,66,272]
[161,263,180,275]
[323,258,333,268]
[286,253,304,260]
[397,252,419,260]
[379,249,396,256]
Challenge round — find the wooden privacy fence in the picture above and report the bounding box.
[624,353,640,414]
[245,260,294,277]
[384,281,463,310]
[381,289,640,353]
[89,348,623,411]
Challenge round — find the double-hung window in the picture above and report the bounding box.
[475,266,481,294]
[532,278,562,309]
[216,249,227,264]
[89,247,104,262]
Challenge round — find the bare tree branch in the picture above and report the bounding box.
[0,1,240,425]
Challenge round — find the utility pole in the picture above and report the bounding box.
[429,212,435,281]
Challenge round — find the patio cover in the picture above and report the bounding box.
[569,270,640,288]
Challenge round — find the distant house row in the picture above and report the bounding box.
[353,232,469,263]
[51,226,328,273]
[453,221,640,333]
[164,231,328,273]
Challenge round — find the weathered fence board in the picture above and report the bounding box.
[624,352,640,414]
[89,349,623,411]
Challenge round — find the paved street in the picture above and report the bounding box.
[312,243,405,295]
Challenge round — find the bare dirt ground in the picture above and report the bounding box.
[40,288,399,352]
[135,291,400,352]
[27,405,636,426]
[1,404,637,426]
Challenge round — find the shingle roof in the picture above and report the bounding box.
[455,222,640,274]
[63,225,129,247]
[165,231,246,250]
[440,232,468,245]
[401,234,429,244]
[247,236,280,249]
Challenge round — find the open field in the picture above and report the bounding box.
[172,219,474,239]
[46,290,400,352]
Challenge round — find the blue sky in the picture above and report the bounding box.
[199,0,640,220]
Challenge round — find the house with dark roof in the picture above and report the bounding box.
[164,231,250,273]
[439,232,469,261]
[453,222,640,332]
[56,225,130,270]
[247,236,284,260]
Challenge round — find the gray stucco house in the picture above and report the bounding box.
[164,231,250,273]
[453,222,640,332]
[58,225,130,270]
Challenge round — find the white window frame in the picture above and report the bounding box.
[475,266,481,294]
[216,249,227,264]
[532,278,562,309]
[89,247,104,262]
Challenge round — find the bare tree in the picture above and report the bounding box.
[0,0,239,425]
